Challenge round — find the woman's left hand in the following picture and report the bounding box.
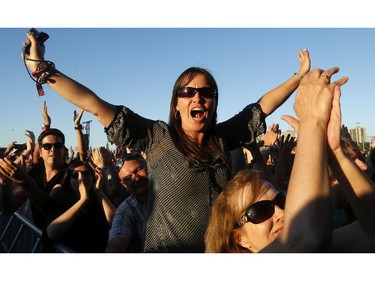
[297,48,311,76]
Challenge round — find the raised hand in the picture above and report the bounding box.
[21,30,45,71]
[42,101,51,127]
[294,67,348,125]
[297,48,311,76]
[0,157,32,184]
[74,109,84,127]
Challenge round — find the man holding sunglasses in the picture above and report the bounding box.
[0,128,69,228]
[106,153,150,252]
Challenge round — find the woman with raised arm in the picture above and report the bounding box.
[22,30,310,252]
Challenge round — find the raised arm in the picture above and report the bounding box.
[22,31,117,128]
[93,166,117,227]
[34,101,52,165]
[326,90,375,251]
[258,48,311,116]
[265,67,349,252]
[73,109,87,161]
[282,82,375,252]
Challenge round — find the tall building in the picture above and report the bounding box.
[349,122,367,146]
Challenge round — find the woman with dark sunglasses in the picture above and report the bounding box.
[206,68,375,253]
[22,31,310,252]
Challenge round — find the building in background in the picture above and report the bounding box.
[349,122,367,149]
[281,129,297,138]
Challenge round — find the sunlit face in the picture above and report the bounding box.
[175,74,217,141]
[39,135,65,169]
[235,181,284,252]
[118,159,149,196]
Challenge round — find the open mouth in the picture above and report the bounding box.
[190,107,206,120]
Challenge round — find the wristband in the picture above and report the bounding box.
[293,72,303,79]
[31,60,56,96]
[32,61,56,84]
[75,124,83,130]
[42,124,50,131]
[261,145,273,152]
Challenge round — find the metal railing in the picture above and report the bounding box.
[0,210,74,253]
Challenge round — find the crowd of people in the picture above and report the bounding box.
[0,29,375,253]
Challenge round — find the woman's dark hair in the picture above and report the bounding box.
[168,67,230,167]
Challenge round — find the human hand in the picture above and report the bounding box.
[91,148,104,168]
[244,141,263,163]
[24,130,35,156]
[281,115,300,136]
[77,171,90,201]
[277,134,296,154]
[0,157,31,184]
[74,109,84,126]
[91,147,113,168]
[94,166,107,190]
[42,101,51,126]
[21,30,45,72]
[69,146,75,157]
[326,84,343,152]
[262,124,279,147]
[297,48,311,76]
[4,141,17,156]
[294,67,348,125]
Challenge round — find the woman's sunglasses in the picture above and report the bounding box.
[41,142,64,151]
[235,191,286,227]
[176,87,217,99]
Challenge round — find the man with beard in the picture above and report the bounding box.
[106,153,150,252]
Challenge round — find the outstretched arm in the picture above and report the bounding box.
[258,49,311,117]
[22,31,117,128]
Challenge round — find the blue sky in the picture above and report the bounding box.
[1,0,374,277]
[1,27,375,150]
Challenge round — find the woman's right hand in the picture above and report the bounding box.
[21,30,45,72]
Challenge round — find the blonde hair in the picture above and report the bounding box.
[204,169,264,253]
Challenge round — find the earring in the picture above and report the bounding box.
[174,110,180,120]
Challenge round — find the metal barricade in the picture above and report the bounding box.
[0,211,74,253]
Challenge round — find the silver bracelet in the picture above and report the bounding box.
[293,72,303,79]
